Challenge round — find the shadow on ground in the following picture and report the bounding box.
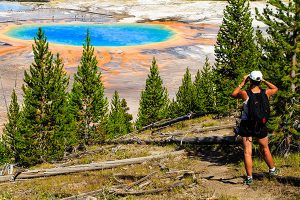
[180,144,244,165]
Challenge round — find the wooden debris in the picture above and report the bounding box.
[125,171,157,190]
[138,111,219,132]
[139,180,152,188]
[0,150,185,183]
[191,124,235,133]
[113,181,185,196]
[107,135,237,145]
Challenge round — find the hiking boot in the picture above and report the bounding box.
[243,177,253,185]
[269,168,280,176]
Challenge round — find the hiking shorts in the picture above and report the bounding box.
[237,120,268,139]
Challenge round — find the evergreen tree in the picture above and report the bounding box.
[70,31,108,146]
[194,57,216,113]
[167,98,178,119]
[0,140,9,164]
[2,89,20,161]
[256,0,299,145]
[214,0,260,112]
[107,91,133,138]
[121,98,133,133]
[18,28,74,166]
[174,67,195,116]
[136,58,169,129]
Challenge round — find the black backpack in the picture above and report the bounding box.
[246,89,270,127]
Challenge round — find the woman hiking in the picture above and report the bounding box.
[231,71,279,185]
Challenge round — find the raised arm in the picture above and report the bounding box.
[231,75,248,101]
[263,79,278,97]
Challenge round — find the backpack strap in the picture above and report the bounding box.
[260,88,266,95]
[246,90,253,99]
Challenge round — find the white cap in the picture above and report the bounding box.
[249,71,263,82]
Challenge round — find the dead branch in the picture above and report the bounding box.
[139,180,152,188]
[112,181,185,196]
[113,174,146,181]
[125,171,157,191]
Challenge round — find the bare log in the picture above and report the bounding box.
[107,136,237,146]
[191,124,235,133]
[138,111,219,132]
[9,150,185,181]
[0,175,13,183]
[157,124,235,137]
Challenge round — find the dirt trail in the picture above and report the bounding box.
[195,158,274,200]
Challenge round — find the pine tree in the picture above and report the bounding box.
[2,89,20,161]
[136,58,169,129]
[107,91,133,138]
[70,31,108,146]
[18,28,74,166]
[0,140,9,164]
[194,58,216,113]
[214,0,260,112]
[256,0,300,145]
[174,67,195,116]
[121,98,133,133]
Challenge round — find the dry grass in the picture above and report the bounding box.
[0,151,208,199]
[235,152,300,200]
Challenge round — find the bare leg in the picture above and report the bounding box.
[258,137,274,169]
[243,137,253,176]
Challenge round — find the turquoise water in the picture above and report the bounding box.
[6,24,175,46]
[0,2,31,11]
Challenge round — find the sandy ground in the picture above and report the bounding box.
[0,0,268,132]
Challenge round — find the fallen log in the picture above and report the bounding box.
[191,124,235,133]
[107,136,237,145]
[157,124,235,137]
[0,175,13,183]
[138,111,219,132]
[3,150,185,182]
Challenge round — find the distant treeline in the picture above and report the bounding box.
[0,0,298,167]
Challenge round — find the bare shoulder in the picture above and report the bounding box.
[265,88,278,97]
[239,90,248,101]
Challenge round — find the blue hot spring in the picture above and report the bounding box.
[0,2,32,11]
[6,24,175,47]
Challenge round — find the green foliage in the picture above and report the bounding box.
[173,67,195,116]
[256,0,300,146]
[120,98,133,133]
[17,28,75,166]
[136,58,169,129]
[194,57,217,113]
[214,0,260,112]
[0,140,9,164]
[70,31,108,146]
[2,89,20,162]
[106,91,133,138]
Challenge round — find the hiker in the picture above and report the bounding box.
[231,71,279,185]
